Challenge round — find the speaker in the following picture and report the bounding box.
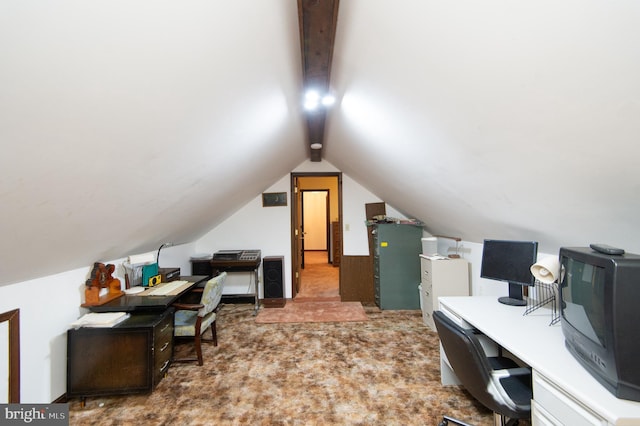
[263,256,285,308]
[191,259,213,277]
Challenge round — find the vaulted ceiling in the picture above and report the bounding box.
[2,1,639,286]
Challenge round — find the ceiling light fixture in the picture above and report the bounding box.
[304,89,335,111]
[310,143,323,150]
[321,94,335,107]
[304,90,320,110]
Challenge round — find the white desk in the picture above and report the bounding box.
[438,296,640,426]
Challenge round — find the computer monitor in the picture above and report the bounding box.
[480,239,538,306]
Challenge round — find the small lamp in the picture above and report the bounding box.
[529,256,563,325]
[530,256,561,284]
[157,242,173,267]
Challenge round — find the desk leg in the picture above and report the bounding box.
[440,345,462,386]
[253,268,260,315]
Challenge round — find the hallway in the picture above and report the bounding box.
[296,250,339,301]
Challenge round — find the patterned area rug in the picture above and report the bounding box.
[68,304,496,425]
[255,300,368,324]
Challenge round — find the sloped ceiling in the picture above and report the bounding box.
[2,1,640,286]
[325,0,640,255]
[0,1,307,285]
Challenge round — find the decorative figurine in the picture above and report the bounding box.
[83,262,123,306]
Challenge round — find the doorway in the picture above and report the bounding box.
[301,190,329,264]
[291,173,342,300]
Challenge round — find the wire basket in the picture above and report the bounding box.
[122,261,145,288]
[524,280,560,325]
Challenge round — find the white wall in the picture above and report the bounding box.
[0,271,82,403]
[195,174,292,298]
[196,179,557,300]
[195,160,398,298]
[436,238,555,297]
[341,173,382,256]
[193,160,419,299]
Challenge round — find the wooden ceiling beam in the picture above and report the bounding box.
[298,0,339,162]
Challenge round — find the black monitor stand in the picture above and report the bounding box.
[498,282,527,306]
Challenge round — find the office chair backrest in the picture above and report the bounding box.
[433,310,530,420]
[199,272,226,317]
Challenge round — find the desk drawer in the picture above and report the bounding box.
[155,312,173,342]
[153,342,172,386]
[533,371,606,426]
[532,400,561,426]
[153,311,173,386]
[421,257,433,285]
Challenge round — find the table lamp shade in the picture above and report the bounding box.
[530,256,561,284]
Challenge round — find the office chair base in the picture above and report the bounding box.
[438,414,524,426]
[439,415,473,426]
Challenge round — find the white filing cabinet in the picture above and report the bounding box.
[420,256,469,330]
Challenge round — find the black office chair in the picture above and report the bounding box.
[433,310,532,426]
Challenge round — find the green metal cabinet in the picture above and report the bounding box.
[373,223,422,309]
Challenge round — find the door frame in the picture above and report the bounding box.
[1,309,20,403]
[290,172,342,299]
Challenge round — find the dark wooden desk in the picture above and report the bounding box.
[67,309,174,403]
[68,276,208,403]
[87,275,209,313]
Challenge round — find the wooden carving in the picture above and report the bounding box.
[83,262,123,306]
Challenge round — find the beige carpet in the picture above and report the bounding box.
[255,300,368,324]
[68,303,497,425]
[298,251,340,300]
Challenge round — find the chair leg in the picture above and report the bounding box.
[211,320,217,346]
[195,333,203,366]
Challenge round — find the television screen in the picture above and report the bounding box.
[561,257,606,347]
[559,246,640,402]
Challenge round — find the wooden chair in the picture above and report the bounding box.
[172,272,226,365]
